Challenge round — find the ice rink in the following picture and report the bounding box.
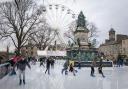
[0,60,128,89]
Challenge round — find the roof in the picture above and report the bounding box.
[100,41,120,47]
[109,28,115,32]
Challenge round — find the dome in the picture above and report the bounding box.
[109,28,115,33]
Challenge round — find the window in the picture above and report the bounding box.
[31,51,33,55]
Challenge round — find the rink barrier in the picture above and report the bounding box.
[0,62,11,79]
[74,61,113,67]
[124,61,128,66]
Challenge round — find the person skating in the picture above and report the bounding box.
[50,58,55,68]
[98,64,105,78]
[69,63,77,76]
[9,55,23,75]
[78,61,81,69]
[39,57,45,67]
[45,58,51,75]
[16,58,31,85]
[62,60,69,75]
[117,54,122,67]
[90,61,96,77]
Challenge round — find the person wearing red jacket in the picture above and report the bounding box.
[9,55,22,75]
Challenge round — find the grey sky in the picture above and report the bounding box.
[38,0,128,44]
[63,0,128,42]
[0,0,128,51]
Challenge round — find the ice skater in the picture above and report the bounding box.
[62,60,69,75]
[45,58,51,75]
[9,55,23,75]
[50,58,55,68]
[69,63,77,76]
[9,58,17,76]
[98,64,105,78]
[16,58,31,85]
[78,61,81,69]
[39,57,45,67]
[90,61,96,77]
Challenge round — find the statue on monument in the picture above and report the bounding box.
[77,11,86,27]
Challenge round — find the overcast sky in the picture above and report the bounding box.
[0,0,128,51]
[55,0,128,43]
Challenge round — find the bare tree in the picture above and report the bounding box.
[30,21,56,50]
[0,0,43,55]
[87,22,98,41]
[64,20,76,44]
[87,22,98,48]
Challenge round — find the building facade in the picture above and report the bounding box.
[99,28,128,60]
[122,39,128,58]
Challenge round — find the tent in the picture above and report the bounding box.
[37,50,67,57]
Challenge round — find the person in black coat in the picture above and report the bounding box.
[98,64,105,77]
[16,58,31,85]
[90,61,96,77]
[39,57,45,67]
[45,58,51,75]
[50,58,55,68]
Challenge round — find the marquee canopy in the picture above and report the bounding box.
[37,50,67,57]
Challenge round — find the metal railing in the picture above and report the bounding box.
[0,62,11,79]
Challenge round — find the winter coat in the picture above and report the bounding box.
[98,66,102,74]
[16,59,31,71]
[63,62,68,69]
[69,64,74,72]
[46,59,51,68]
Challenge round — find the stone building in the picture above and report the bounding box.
[99,28,128,60]
[122,38,128,58]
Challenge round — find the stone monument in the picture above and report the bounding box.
[67,11,97,61]
[74,11,89,49]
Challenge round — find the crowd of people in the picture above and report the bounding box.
[3,53,127,86]
[113,55,124,67]
[5,55,107,85]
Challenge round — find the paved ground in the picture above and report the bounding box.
[0,60,128,89]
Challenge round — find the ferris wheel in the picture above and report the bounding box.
[41,4,78,48]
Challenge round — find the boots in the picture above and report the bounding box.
[19,79,22,85]
[23,80,25,84]
[19,79,26,85]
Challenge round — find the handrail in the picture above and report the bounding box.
[0,62,10,67]
[0,62,11,79]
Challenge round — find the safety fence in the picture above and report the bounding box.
[0,62,11,79]
[74,61,113,67]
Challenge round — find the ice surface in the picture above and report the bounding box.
[0,60,128,89]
